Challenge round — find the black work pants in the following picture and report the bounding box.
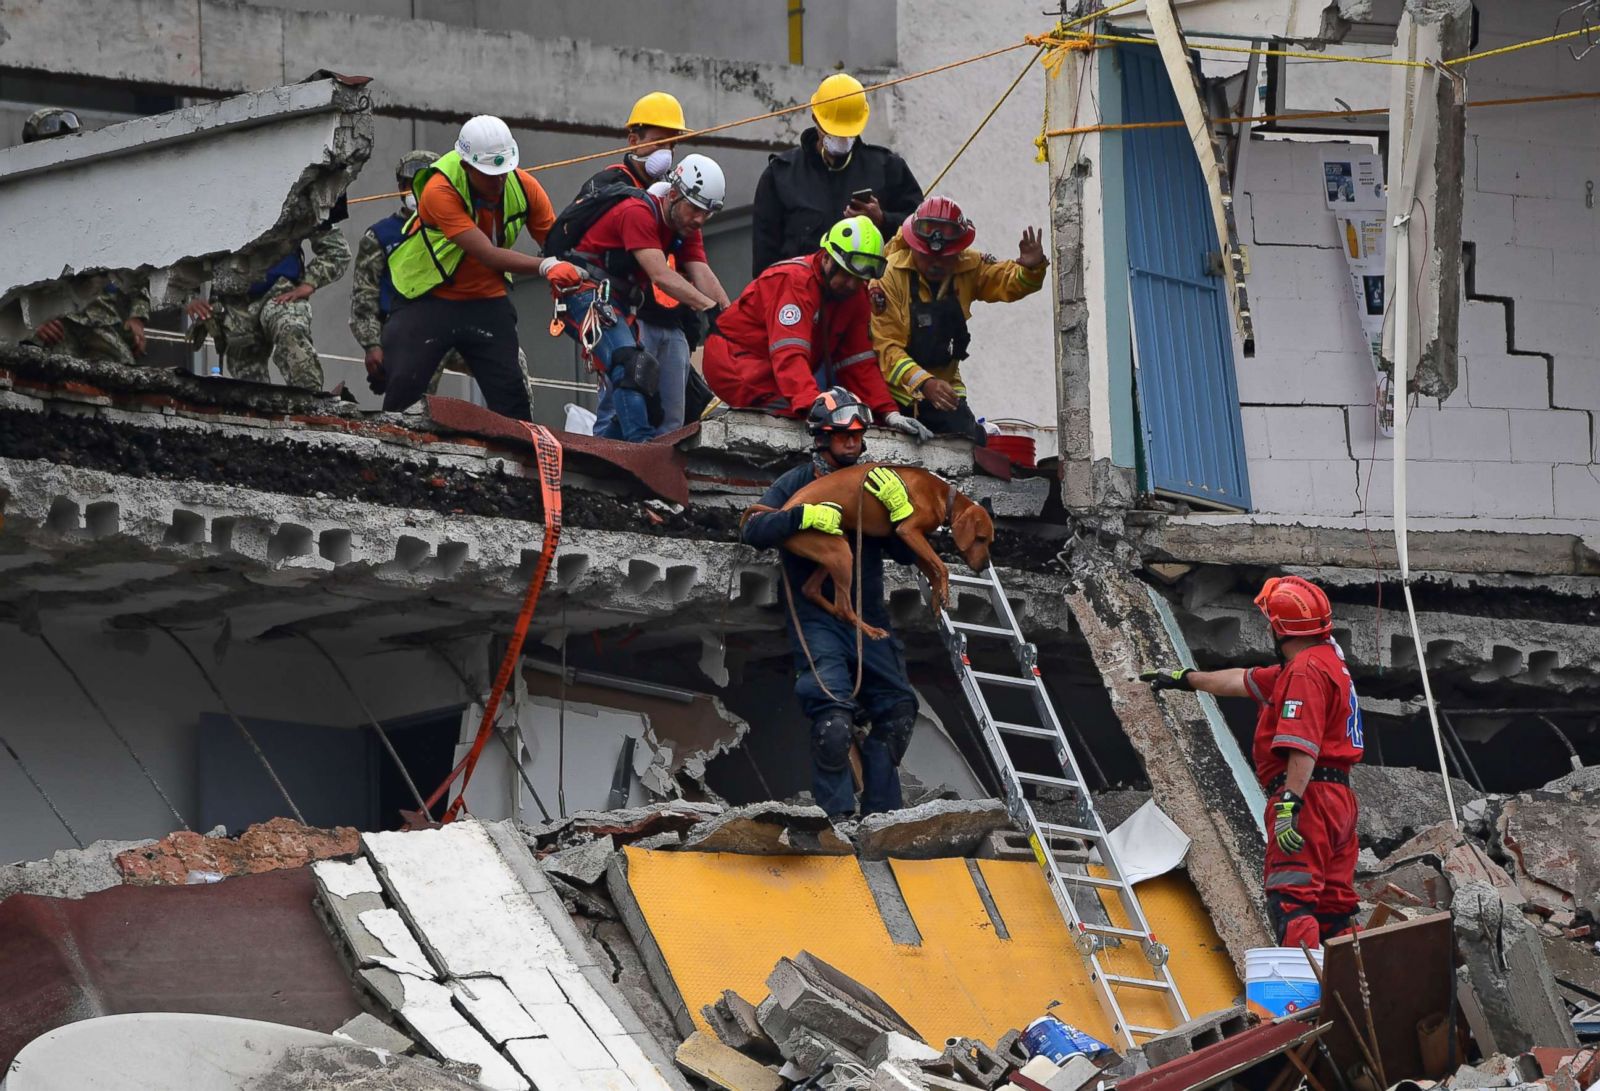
[912,397,988,445]
[380,294,531,421]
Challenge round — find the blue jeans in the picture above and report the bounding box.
[592,319,689,438]
[792,614,918,816]
[561,289,652,443]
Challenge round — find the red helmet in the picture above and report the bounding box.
[1254,576,1333,638]
[901,195,975,256]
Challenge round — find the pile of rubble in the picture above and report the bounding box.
[676,950,1139,1091]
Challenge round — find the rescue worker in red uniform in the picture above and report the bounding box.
[704,215,934,442]
[1141,576,1363,948]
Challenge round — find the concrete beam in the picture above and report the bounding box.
[0,0,833,148]
[1130,514,1600,576]
[1062,553,1271,969]
[0,77,371,338]
[1098,0,1346,42]
[1381,0,1471,399]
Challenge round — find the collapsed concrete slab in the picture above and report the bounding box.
[0,835,154,902]
[679,804,854,856]
[1453,881,1577,1054]
[1497,792,1600,918]
[0,77,372,339]
[853,800,1010,861]
[1060,554,1272,966]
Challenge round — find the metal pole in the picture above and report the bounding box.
[38,631,190,830]
[1,734,85,848]
[153,622,306,825]
[298,633,429,815]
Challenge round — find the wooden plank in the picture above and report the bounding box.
[674,1031,786,1091]
[1321,915,1455,1083]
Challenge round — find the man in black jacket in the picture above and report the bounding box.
[751,73,923,278]
[740,387,922,818]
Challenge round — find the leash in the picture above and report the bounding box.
[422,423,563,822]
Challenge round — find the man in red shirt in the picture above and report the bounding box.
[548,154,729,441]
[1142,576,1363,948]
[704,216,933,442]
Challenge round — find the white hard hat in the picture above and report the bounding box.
[668,153,726,212]
[456,115,519,175]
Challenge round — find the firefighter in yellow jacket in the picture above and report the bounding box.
[869,195,1047,443]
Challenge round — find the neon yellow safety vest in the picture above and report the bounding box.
[387,150,531,300]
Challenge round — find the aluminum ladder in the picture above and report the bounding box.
[933,565,1190,1048]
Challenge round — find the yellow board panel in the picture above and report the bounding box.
[623,847,1241,1047]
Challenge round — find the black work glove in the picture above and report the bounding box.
[1139,668,1195,691]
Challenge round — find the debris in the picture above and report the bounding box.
[766,955,913,1053]
[678,803,854,855]
[542,835,616,886]
[0,836,155,902]
[675,1030,787,1091]
[865,1032,942,1068]
[705,991,781,1062]
[853,800,1010,860]
[941,1037,1008,1088]
[115,817,358,885]
[333,1011,416,1054]
[1323,914,1457,1081]
[1452,880,1578,1054]
[1351,766,1485,854]
[1140,1007,1252,1069]
[1496,792,1600,918]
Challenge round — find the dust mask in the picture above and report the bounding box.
[402,193,417,211]
[643,147,674,179]
[821,133,856,158]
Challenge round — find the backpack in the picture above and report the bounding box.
[543,178,650,263]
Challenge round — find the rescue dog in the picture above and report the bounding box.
[746,464,994,640]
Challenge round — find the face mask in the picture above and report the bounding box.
[820,133,856,158]
[643,147,674,179]
[402,193,417,211]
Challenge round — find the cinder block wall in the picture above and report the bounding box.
[1233,0,1599,523]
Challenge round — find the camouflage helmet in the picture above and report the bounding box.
[395,149,437,187]
[22,108,82,144]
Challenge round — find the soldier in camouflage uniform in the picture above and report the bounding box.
[190,202,352,391]
[20,108,155,367]
[350,151,467,396]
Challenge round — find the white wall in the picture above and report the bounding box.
[0,621,474,864]
[894,0,1060,456]
[1233,1,1600,526]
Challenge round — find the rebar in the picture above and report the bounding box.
[1,734,84,847]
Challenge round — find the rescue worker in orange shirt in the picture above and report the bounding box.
[703,216,933,442]
[379,115,557,421]
[1142,576,1364,948]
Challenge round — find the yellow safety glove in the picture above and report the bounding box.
[865,467,914,523]
[1272,790,1305,854]
[1139,668,1195,691]
[799,502,844,536]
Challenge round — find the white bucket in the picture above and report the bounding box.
[1245,946,1323,1018]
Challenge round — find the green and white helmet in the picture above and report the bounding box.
[820,215,887,280]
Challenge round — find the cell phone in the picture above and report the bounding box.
[851,188,875,202]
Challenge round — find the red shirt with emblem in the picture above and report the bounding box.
[1244,638,1365,785]
[573,193,706,292]
[712,252,897,418]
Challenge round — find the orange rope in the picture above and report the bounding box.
[1043,88,1600,138]
[426,423,563,822]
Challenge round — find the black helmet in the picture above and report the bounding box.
[22,108,81,144]
[806,386,873,440]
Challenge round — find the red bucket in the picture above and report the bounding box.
[987,433,1036,468]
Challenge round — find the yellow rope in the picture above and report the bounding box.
[1043,88,1600,138]
[926,45,1047,192]
[1447,23,1599,64]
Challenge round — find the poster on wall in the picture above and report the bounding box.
[1321,149,1393,435]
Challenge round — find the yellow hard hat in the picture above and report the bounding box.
[627,92,688,133]
[810,73,869,138]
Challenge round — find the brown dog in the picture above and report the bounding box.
[746,463,994,640]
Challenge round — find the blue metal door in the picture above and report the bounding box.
[1119,45,1251,510]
